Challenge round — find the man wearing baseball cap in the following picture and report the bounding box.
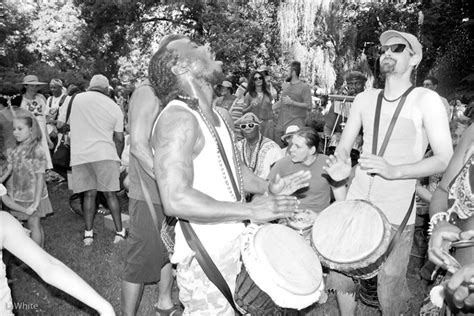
[324,30,453,315]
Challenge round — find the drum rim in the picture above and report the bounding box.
[240,223,323,309]
[311,199,392,272]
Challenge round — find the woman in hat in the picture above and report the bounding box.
[18,75,53,169]
[243,71,274,141]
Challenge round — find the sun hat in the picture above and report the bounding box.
[18,75,47,85]
[281,125,300,142]
[87,74,109,92]
[235,112,263,125]
[379,30,423,64]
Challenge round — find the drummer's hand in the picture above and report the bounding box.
[428,221,461,268]
[268,171,311,196]
[445,263,474,311]
[459,229,474,241]
[358,153,399,180]
[250,194,301,223]
[323,152,351,182]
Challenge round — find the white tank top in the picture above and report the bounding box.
[155,100,245,263]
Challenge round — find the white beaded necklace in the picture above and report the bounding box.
[179,95,245,202]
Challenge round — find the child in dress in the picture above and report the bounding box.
[0,184,115,315]
[1,111,53,248]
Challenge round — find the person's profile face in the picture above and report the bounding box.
[423,80,436,91]
[50,85,63,97]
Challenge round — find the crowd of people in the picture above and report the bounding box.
[0,28,473,316]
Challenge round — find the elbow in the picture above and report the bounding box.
[37,257,65,284]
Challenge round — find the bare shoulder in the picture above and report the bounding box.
[412,87,443,110]
[153,104,200,146]
[351,89,380,111]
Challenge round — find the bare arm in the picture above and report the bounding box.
[128,84,161,178]
[335,95,363,161]
[31,172,43,210]
[393,91,453,179]
[152,106,302,223]
[1,194,34,214]
[1,212,115,315]
[0,164,11,183]
[113,132,124,158]
[430,124,474,217]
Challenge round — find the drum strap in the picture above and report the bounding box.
[372,86,415,156]
[371,85,416,258]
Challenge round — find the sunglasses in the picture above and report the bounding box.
[379,43,410,54]
[254,76,263,80]
[240,123,258,129]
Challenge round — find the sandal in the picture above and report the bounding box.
[97,205,111,216]
[154,303,183,316]
[83,234,94,246]
[113,229,127,244]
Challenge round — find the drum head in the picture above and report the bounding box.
[241,224,323,309]
[312,200,386,264]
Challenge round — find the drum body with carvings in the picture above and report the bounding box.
[235,224,324,314]
[311,200,392,279]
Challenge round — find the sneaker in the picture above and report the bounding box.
[113,229,127,244]
[83,230,94,246]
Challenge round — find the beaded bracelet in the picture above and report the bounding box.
[427,212,450,236]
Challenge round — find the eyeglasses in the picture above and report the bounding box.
[240,123,258,129]
[254,76,263,81]
[379,43,410,54]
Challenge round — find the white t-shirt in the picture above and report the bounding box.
[70,91,124,165]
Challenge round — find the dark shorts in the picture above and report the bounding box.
[123,199,169,283]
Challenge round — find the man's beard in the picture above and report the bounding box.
[187,55,225,87]
[380,58,396,75]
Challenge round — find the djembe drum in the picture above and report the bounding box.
[235,224,324,315]
[311,200,392,279]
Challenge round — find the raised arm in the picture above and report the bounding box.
[1,212,115,315]
[128,84,161,179]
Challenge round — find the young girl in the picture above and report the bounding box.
[2,111,53,247]
[0,185,115,315]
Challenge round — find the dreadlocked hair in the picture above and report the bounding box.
[149,34,188,106]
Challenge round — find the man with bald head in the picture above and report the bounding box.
[325,30,453,315]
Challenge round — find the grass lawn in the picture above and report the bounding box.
[5,179,430,315]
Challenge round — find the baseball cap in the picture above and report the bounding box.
[380,30,423,64]
[88,74,109,92]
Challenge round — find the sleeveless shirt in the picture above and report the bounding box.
[347,88,432,225]
[155,100,245,263]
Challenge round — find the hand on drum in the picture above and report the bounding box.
[268,170,311,196]
[428,221,462,270]
[323,152,351,182]
[358,153,400,179]
[445,262,474,311]
[250,194,302,223]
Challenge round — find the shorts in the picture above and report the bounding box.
[71,160,120,193]
[122,199,169,283]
